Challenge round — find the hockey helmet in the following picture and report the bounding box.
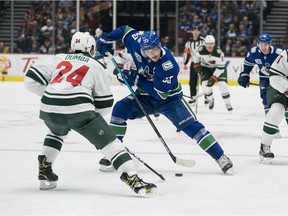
[139,30,161,51]
[205,35,215,44]
[71,32,96,57]
[258,33,272,43]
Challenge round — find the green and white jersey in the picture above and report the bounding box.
[195,45,226,77]
[25,52,114,114]
[269,49,288,95]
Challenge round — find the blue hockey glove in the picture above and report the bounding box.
[96,33,114,57]
[207,75,218,87]
[116,69,139,86]
[238,72,250,88]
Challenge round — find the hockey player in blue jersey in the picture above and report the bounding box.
[96,25,234,175]
[238,33,282,112]
[237,33,288,135]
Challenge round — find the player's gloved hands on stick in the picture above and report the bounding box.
[207,75,218,87]
[117,69,138,86]
[96,33,114,57]
[238,72,250,88]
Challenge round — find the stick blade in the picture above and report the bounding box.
[175,158,196,167]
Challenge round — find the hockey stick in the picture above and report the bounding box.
[125,146,165,181]
[183,91,205,100]
[111,58,195,167]
[195,74,201,114]
[249,82,268,88]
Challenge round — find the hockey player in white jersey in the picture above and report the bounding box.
[24,31,157,197]
[259,49,288,164]
[194,35,233,111]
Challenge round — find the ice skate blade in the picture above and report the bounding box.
[39,180,57,190]
[225,168,236,175]
[99,165,115,172]
[259,156,273,164]
[275,132,282,138]
[138,187,158,197]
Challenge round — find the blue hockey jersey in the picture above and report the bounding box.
[243,45,282,83]
[107,26,182,101]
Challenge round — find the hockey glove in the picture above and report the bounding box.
[207,75,218,87]
[238,72,250,88]
[193,63,203,76]
[96,33,114,57]
[116,69,139,86]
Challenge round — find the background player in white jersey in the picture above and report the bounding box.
[24,31,157,197]
[259,49,288,164]
[183,23,207,105]
[194,35,233,111]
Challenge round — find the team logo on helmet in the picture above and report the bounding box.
[139,30,160,51]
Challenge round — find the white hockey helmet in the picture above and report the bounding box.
[205,35,215,44]
[70,31,96,57]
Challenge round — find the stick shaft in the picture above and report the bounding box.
[125,147,165,180]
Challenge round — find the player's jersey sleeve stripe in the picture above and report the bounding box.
[26,67,49,85]
[93,94,114,109]
[153,83,182,100]
[244,59,255,67]
[270,67,287,77]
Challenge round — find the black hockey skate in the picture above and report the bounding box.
[38,155,58,190]
[226,103,233,112]
[188,98,196,104]
[99,158,115,172]
[259,144,274,164]
[216,154,234,175]
[120,172,157,197]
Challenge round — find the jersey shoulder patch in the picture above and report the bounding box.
[162,60,173,71]
[216,47,222,55]
[250,46,257,53]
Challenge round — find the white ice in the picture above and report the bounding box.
[0,82,288,216]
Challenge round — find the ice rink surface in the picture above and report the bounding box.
[1,82,288,215]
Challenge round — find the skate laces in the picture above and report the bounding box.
[126,174,143,189]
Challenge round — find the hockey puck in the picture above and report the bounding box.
[175,173,183,177]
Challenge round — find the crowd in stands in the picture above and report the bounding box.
[0,0,107,55]
[0,0,280,57]
[178,0,273,57]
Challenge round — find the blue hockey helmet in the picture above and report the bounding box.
[139,30,161,51]
[258,33,272,43]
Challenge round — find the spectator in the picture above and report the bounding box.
[230,44,241,57]
[55,35,69,53]
[26,42,40,53]
[161,36,173,51]
[0,42,9,53]
[223,39,233,56]
[39,38,53,54]
[225,23,237,42]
